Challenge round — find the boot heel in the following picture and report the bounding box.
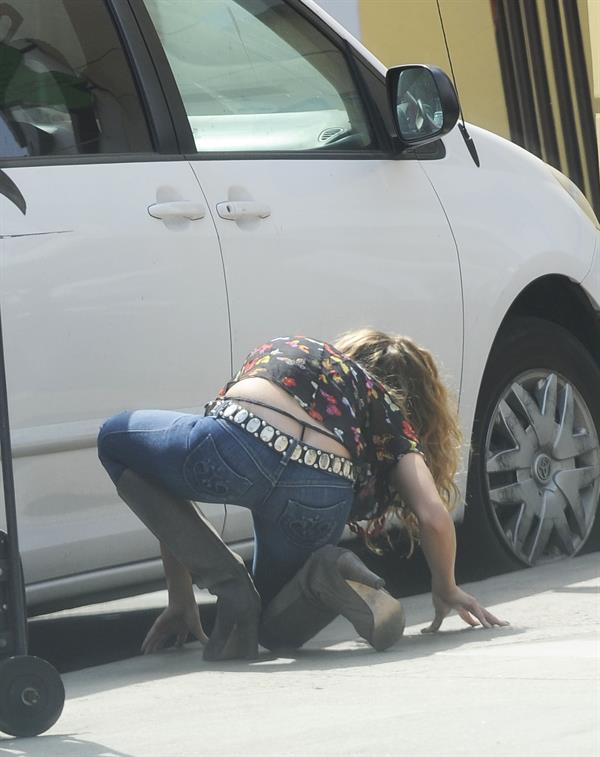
[335,549,386,589]
[204,620,259,661]
[203,599,261,662]
[345,580,405,651]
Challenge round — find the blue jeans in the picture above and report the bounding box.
[97,410,354,603]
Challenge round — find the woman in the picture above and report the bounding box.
[97,331,507,661]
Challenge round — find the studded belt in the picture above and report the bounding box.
[205,399,356,482]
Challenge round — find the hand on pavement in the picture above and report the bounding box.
[422,585,509,633]
[141,602,209,654]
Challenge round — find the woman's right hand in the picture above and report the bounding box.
[422,585,509,633]
[141,603,209,654]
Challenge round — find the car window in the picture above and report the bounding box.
[0,0,152,158]
[142,0,373,153]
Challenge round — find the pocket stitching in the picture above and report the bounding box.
[278,496,349,549]
[183,433,252,500]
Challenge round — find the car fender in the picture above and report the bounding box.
[298,10,599,498]
[581,232,600,310]
[419,125,597,515]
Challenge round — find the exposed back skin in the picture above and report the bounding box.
[225,377,351,458]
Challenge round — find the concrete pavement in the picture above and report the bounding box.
[1,553,599,757]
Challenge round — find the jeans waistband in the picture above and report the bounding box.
[205,399,356,482]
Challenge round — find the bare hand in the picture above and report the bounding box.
[422,586,509,633]
[141,603,209,654]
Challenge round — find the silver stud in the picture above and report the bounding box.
[246,417,261,434]
[234,409,249,424]
[223,404,237,418]
[304,449,317,467]
[343,460,352,478]
[274,436,289,452]
[291,446,302,461]
[319,453,330,470]
[332,458,342,474]
[260,426,275,443]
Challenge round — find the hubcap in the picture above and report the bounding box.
[484,371,600,565]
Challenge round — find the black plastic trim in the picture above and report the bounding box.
[106,0,171,152]
[343,40,389,154]
[401,140,446,161]
[1,146,418,166]
[385,64,459,149]
[126,0,195,153]
[353,56,397,147]
[184,150,388,162]
[0,153,185,169]
[181,143,446,162]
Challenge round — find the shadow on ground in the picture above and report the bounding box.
[27,542,598,676]
[0,735,133,756]
[27,539,433,674]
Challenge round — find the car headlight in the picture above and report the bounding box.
[550,166,600,229]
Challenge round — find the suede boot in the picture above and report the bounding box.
[116,469,261,661]
[260,544,405,652]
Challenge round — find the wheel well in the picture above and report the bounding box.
[499,275,600,367]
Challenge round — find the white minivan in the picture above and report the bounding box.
[0,0,598,614]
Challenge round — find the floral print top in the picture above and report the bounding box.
[217,336,422,521]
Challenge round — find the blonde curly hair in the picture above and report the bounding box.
[334,328,462,553]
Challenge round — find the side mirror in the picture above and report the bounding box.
[387,65,459,148]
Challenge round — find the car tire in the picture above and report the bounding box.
[461,316,600,573]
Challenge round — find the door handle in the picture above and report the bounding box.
[147,201,206,221]
[216,201,271,221]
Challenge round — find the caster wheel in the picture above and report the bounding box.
[0,655,65,737]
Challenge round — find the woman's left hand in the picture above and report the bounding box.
[141,602,209,654]
[422,585,509,633]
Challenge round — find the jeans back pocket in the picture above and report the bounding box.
[279,496,351,550]
[183,433,252,503]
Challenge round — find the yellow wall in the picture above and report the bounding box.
[358,0,510,138]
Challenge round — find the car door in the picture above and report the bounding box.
[0,0,229,595]
[136,0,463,544]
